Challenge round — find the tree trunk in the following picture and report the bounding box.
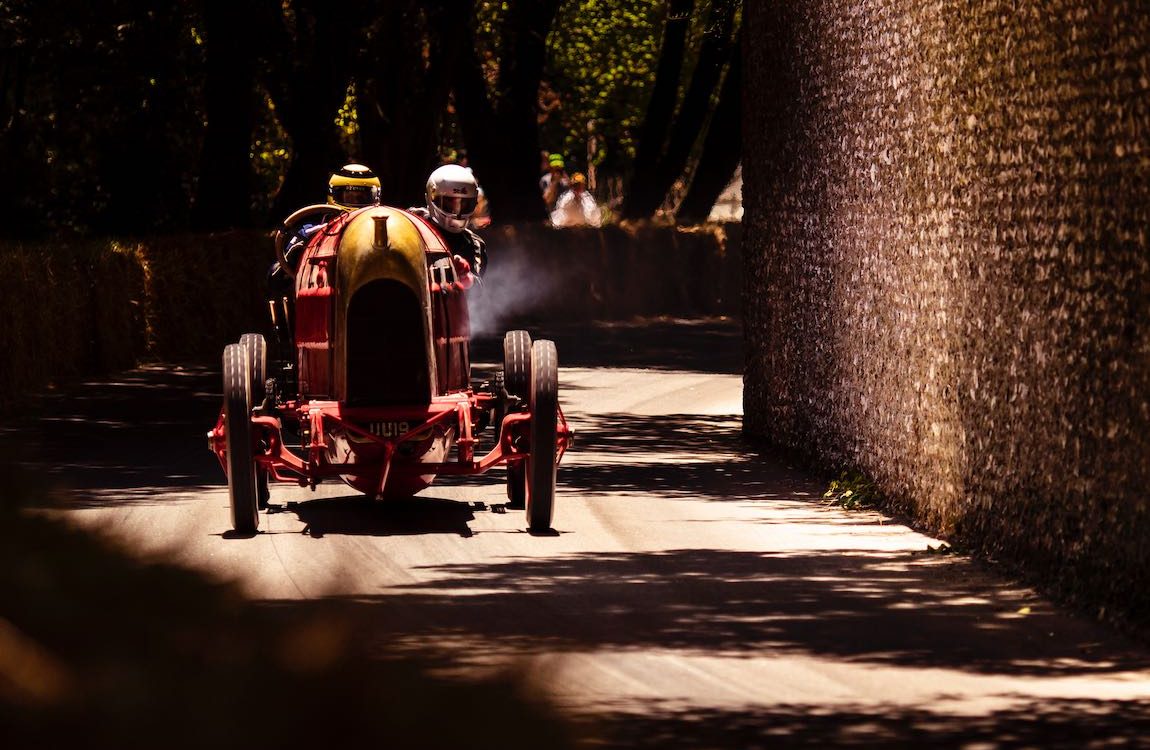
[451,0,558,223]
[0,44,38,236]
[676,38,741,224]
[452,7,500,183]
[263,0,358,218]
[192,2,259,230]
[93,9,197,235]
[359,2,458,208]
[492,0,561,222]
[626,0,738,220]
[620,0,695,220]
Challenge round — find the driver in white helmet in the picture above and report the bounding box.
[410,164,487,277]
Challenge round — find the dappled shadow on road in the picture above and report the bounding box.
[5,317,742,510]
[573,412,745,455]
[561,411,822,502]
[0,316,743,508]
[470,316,742,374]
[276,495,481,539]
[581,697,1150,749]
[330,547,1150,680]
[564,459,806,503]
[4,365,224,506]
[0,469,575,750]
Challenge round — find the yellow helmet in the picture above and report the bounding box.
[328,164,381,209]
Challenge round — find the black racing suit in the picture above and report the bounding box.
[408,208,487,277]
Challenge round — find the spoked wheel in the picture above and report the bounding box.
[223,343,259,534]
[526,340,558,533]
[503,330,531,398]
[239,333,271,510]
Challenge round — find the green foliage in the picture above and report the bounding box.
[474,0,509,84]
[335,82,360,154]
[250,93,292,219]
[0,238,144,409]
[543,0,664,174]
[824,471,882,511]
[0,0,204,236]
[0,0,733,235]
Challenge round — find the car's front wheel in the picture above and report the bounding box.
[526,340,558,533]
[239,333,270,509]
[239,332,267,404]
[503,330,532,398]
[223,343,259,534]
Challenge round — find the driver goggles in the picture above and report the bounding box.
[331,184,380,207]
[434,195,478,217]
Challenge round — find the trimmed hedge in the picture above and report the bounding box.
[743,2,1150,625]
[0,224,739,411]
[0,240,145,409]
[471,223,740,333]
[0,232,268,411]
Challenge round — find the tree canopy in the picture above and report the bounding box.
[0,0,740,238]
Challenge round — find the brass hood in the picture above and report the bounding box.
[333,207,436,402]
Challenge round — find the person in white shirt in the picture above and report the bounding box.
[539,152,570,211]
[550,172,602,228]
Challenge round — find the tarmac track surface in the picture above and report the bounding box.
[19,318,1150,748]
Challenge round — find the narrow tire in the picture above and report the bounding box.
[526,340,558,532]
[224,344,259,533]
[503,330,532,398]
[240,333,271,510]
[239,332,268,404]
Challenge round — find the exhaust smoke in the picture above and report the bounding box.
[467,245,563,336]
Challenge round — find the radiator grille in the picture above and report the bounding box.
[346,280,430,405]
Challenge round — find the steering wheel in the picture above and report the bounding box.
[273,204,347,279]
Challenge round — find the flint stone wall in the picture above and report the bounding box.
[743,1,1150,620]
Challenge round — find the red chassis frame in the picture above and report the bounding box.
[209,389,572,497]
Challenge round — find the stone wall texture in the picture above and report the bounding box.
[743,1,1150,621]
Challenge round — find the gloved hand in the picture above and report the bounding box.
[452,255,475,289]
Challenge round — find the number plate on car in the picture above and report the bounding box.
[368,421,410,438]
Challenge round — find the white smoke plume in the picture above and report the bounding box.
[467,244,564,337]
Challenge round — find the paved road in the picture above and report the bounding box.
[19,318,1150,747]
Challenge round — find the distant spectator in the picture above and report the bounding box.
[539,153,570,211]
[471,185,491,229]
[551,172,602,228]
[460,155,492,228]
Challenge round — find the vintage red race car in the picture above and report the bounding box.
[208,203,572,534]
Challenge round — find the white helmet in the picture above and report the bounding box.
[426,164,479,233]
